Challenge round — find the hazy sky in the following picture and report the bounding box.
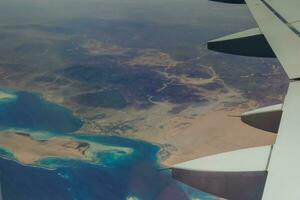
[0,0,255,29]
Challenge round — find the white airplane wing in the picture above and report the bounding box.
[246,0,300,79]
[171,0,300,199]
[172,146,271,200]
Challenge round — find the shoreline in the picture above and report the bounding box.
[0,88,277,170]
[0,102,277,173]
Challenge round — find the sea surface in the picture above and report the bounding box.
[0,91,82,134]
[0,89,215,200]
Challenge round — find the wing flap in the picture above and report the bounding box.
[264,0,300,23]
[245,0,300,79]
[172,169,266,200]
[208,0,245,4]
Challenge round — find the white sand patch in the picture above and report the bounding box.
[81,140,134,163]
[126,195,140,200]
[0,91,17,102]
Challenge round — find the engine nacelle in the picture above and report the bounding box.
[208,28,275,57]
[241,104,283,133]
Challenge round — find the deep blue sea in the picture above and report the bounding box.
[0,90,215,200]
[0,91,82,134]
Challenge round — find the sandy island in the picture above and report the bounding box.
[0,132,134,166]
[0,133,88,164]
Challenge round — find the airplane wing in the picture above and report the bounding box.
[171,0,300,199]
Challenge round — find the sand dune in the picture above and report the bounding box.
[132,105,276,166]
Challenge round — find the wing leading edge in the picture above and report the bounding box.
[171,0,300,199]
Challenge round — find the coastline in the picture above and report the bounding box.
[0,88,276,171]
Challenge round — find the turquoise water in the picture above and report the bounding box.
[0,89,215,200]
[0,147,14,159]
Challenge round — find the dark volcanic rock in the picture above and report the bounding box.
[60,58,206,109]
